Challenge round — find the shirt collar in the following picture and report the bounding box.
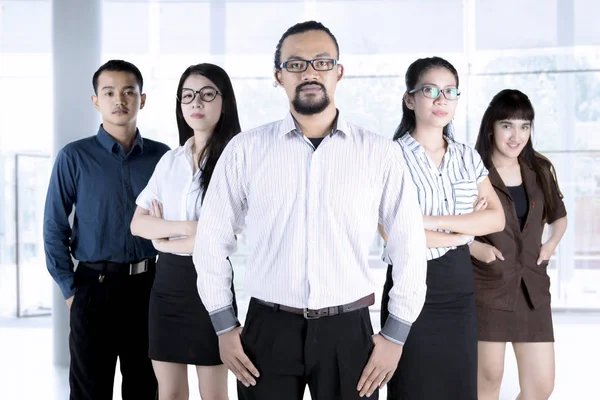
[180,136,207,171]
[182,137,195,154]
[400,132,456,157]
[96,124,144,154]
[278,109,352,138]
[399,132,422,154]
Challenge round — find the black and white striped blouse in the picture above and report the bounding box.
[397,133,489,260]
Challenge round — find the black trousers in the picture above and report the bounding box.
[238,298,377,400]
[69,262,158,400]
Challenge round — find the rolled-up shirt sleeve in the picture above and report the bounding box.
[43,149,77,299]
[193,138,247,335]
[378,145,427,345]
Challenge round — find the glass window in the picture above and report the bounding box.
[1,0,599,315]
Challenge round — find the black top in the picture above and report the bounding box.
[309,136,325,149]
[507,183,529,230]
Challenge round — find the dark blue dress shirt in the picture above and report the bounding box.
[43,125,170,299]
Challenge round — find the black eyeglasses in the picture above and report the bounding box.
[408,86,461,100]
[178,86,221,104]
[280,58,338,73]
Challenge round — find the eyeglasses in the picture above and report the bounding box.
[280,58,338,73]
[178,86,221,104]
[408,86,461,100]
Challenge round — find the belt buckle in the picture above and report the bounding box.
[303,308,320,320]
[129,260,148,275]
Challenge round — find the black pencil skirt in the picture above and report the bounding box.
[381,245,477,400]
[148,252,237,366]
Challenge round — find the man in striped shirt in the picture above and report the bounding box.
[193,21,427,399]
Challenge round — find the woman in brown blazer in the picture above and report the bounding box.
[471,89,568,400]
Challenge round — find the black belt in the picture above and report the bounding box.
[256,293,375,319]
[80,259,154,281]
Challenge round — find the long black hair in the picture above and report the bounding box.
[474,89,563,217]
[393,56,459,141]
[175,63,241,201]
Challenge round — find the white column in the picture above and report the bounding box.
[51,0,102,367]
[555,0,576,305]
[210,0,226,66]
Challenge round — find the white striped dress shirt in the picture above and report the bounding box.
[396,133,488,260]
[193,112,427,344]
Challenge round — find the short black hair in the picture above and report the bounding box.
[274,21,340,70]
[92,60,144,95]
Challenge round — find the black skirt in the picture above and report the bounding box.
[381,246,477,400]
[148,252,237,366]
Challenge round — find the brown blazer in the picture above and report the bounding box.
[472,161,567,311]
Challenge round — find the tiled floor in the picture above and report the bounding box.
[0,310,599,400]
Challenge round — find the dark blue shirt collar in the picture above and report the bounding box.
[96,124,144,155]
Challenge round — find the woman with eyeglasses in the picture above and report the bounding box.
[130,63,241,400]
[472,89,567,400]
[379,56,505,399]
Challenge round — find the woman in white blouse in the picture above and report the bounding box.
[130,63,241,400]
[379,56,505,399]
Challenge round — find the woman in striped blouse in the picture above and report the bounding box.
[379,56,505,399]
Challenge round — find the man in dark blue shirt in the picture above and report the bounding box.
[43,60,169,400]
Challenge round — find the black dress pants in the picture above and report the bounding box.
[69,262,157,400]
[238,298,377,400]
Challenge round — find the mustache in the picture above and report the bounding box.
[295,82,326,94]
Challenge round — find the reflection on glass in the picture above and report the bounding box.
[555,153,600,307]
[0,156,17,317]
[336,76,405,139]
[15,154,52,317]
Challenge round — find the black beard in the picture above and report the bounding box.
[292,83,331,115]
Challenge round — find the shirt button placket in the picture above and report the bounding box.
[439,172,450,213]
[122,160,133,260]
[306,150,321,308]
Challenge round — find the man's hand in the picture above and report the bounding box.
[66,296,74,309]
[218,327,260,387]
[357,334,403,397]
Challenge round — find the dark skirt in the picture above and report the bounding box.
[148,252,237,366]
[477,280,554,342]
[381,246,477,400]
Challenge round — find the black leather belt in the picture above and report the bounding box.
[256,293,375,319]
[80,259,154,281]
